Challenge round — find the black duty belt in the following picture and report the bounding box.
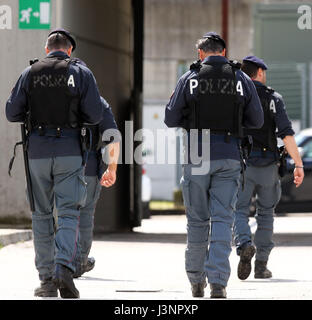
[32,127,81,138]
[250,148,276,158]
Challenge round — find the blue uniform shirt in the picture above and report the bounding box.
[6,51,103,159]
[247,80,295,166]
[85,96,120,177]
[165,56,264,162]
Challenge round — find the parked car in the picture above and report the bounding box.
[141,166,152,219]
[276,128,312,213]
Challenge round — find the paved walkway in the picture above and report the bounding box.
[0,214,312,300]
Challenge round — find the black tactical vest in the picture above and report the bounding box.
[28,56,80,130]
[244,85,277,152]
[187,61,243,137]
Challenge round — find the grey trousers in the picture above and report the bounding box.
[181,159,241,287]
[29,156,87,281]
[233,163,281,261]
[76,175,102,266]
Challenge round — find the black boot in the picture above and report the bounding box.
[191,280,207,298]
[210,283,227,298]
[54,263,80,298]
[83,257,95,273]
[254,260,272,279]
[237,244,256,280]
[34,278,58,297]
[73,257,96,278]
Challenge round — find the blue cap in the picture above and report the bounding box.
[48,28,76,52]
[202,31,226,49]
[243,55,268,70]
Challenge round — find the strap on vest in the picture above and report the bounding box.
[189,60,202,71]
[225,132,231,143]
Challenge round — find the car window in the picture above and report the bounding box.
[295,133,307,146]
[302,139,312,158]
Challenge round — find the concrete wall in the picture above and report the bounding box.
[143,0,256,102]
[61,0,135,232]
[0,0,58,223]
[143,0,311,102]
[144,0,222,102]
[0,0,136,231]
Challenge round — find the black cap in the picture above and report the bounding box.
[202,31,226,49]
[243,55,268,70]
[48,28,76,52]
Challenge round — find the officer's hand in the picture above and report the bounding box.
[100,167,117,188]
[293,167,304,188]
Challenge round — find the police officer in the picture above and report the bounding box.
[5,29,103,298]
[165,32,264,298]
[64,59,121,279]
[233,56,304,281]
[73,96,121,278]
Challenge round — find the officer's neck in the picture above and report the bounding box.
[199,50,225,61]
[46,51,70,59]
[201,53,224,61]
[252,77,266,85]
[46,49,71,57]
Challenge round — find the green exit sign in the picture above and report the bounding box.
[19,0,51,29]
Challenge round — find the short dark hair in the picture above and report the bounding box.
[46,33,72,51]
[196,38,224,54]
[241,61,259,79]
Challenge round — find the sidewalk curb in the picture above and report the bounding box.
[0,230,33,247]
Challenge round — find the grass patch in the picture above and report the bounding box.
[149,201,185,211]
[150,201,176,210]
[149,189,185,211]
[0,216,32,229]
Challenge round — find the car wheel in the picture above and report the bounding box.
[142,201,151,219]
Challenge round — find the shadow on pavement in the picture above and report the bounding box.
[273,233,312,246]
[77,276,136,282]
[94,231,312,246]
[243,279,312,283]
[94,232,187,244]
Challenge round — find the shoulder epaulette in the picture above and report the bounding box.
[70,57,87,67]
[229,59,242,69]
[266,86,275,94]
[29,58,39,66]
[190,60,202,71]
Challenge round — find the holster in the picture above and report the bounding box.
[241,135,253,160]
[80,127,90,166]
[278,146,287,177]
[238,135,253,191]
[80,125,100,166]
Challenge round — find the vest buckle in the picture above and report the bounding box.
[225,132,231,143]
[38,126,45,136]
[56,127,61,138]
